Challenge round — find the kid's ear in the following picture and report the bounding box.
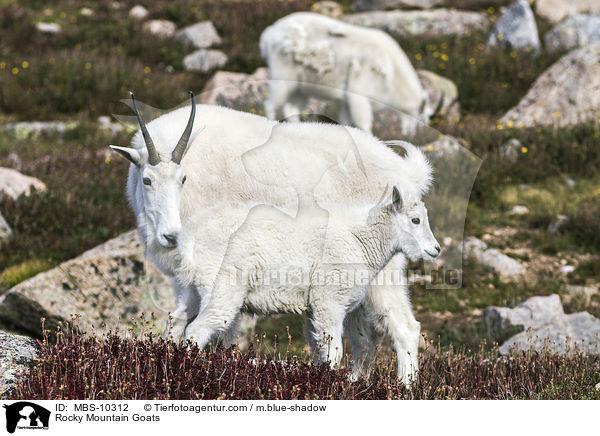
[392,186,403,212]
[109,145,142,166]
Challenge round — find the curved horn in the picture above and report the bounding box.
[171,91,196,164]
[130,91,160,166]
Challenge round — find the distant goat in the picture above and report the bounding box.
[177,187,439,367]
[260,12,428,132]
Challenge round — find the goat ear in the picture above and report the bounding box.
[109,145,142,166]
[392,186,403,212]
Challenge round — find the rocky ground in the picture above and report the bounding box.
[1,0,600,398]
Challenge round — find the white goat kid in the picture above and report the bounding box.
[110,98,435,384]
[177,187,439,367]
[260,12,428,132]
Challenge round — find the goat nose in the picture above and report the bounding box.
[163,234,178,245]
[435,245,441,253]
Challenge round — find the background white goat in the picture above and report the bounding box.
[110,101,435,384]
[260,12,428,132]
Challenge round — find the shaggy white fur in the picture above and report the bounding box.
[112,103,434,385]
[260,12,428,132]
[177,188,438,369]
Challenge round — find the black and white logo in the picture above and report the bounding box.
[3,402,50,434]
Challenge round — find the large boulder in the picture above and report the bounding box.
[342,9,490,38]
[486,0,540,53]
[175,21,221,49]
[0,330,38,398]
[0,168,46,201]
[535,0,600,24]
[544,15,600,53]
[500,43,600,128]
[0,231,173,337]
[463,236,525,279]
[483,295,600,355]
[0,212,11,245]
[352,0,442,11]
[183,49,228,73]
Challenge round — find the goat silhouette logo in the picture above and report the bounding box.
[3,402,50,433]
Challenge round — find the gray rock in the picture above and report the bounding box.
[183,49,228,73]
[0,168,47,201]
[175,21,221,49]
[311,1,344,18]
[200,68,270,111]
[566,284,598,305]
[352,0,442,11]
[484,294,600,355]
[547,214,568,234]
[463,236,525,278]
[142,19,176,38]
[4,121,76,139]
[417,69,460,122]
[480,248,526,278]
[0,212,11,245]
[544,14,600,53]
[129,5,149,20]
[35,22,61,34]
[487,0,540,53]
[535,0,600,24]
[0,330,38,398]
[342,9,490,39]
[484,294,565,334]
[0,231,173,337]
[500,43,600,128]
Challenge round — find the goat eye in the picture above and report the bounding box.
[143,177,151,186]
[412,218,420,225]
[182,176,187,185]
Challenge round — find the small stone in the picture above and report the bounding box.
[0,212,11,245]
[183,49,228,72]
[35,22,61,34]
[175,21,221,49]
[0,167,47,200]
[80,7,94,16]
[560,265,576,273]
[0,330,39,397]
[142,19,176,38]
[311,1,344,19]
[500,138,521,162]
[509,205,529,216]
[547,214,568,234]
[129,5,149,20]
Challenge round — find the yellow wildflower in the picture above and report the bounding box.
[144,66,151,74]
[21,61,29,69]
[11,67,18,75]
[469,58,476,65]
[84,62,92,70]
[521,147,528,153]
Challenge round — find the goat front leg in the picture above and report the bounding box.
[163,279,199,341]
[184,274,248,350]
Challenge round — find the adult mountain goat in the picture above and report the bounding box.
[177,187,438,367]
[110,93,437,385]
[260,12,428,132]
